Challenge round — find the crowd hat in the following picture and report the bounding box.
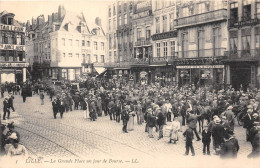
[215,118,221,124]
[9,133,18,140]
[227,106,233,110]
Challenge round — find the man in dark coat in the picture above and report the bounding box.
[157,108,166,140]
[183,126,195,156]
[121,105,130,133]
[114,102,121,123]
[52,98,59,119]
[243,108,254,141]
[147,107,156,138]
[187,109,201,141]
[3,97,10,120]
[8,93,15,112]
[212,118,225,154]
[220,131,239,159]
[73,93,80,110]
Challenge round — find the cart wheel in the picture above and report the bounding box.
[237,112,244,126]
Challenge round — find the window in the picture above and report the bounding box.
[114,51,116,61]
[243,0,251,20]
[76,40,79,47]
[101,42,104,51]
[229,37,237,52]
[101,55,104,63]
[94,42,98,50]
[114,33,116,48]
[94,54,98,62]
[119,16,121,26]
[113,5,116,15]
[213,28,222,56]
[137,28,141,40]
[124,14,127,24]
[16,35,21,45]
[109,35,112,49]
[68,53,72,57]
[48,43,50,48]
[63,53,66,58]
[87,54,90,63]
[69,39,72,46]
[146,27,151,40]
[242,35,251,52]
[76,53,79,58]
[7,17,13,25]
[163,16,167,32]
[198,30,205,57]
[156,17,160,33]
[48,52,50,59]
[163,42,168,57]
[182,7,189,17]
[62,38,65,46]
[169,13,174,30]
[170,41,175,56]
[230,2,238,22]
[82,40,85,46]
[87,41,90,47]
[109,51,112,62]
[82,54,85,62]
[156,43,161,57]
[257,0,260,18]
[198,3,206,14]
[113,18,116,29]
[109,19,111,30]
[109,8,111,17]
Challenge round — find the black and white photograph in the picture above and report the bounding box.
[0,0,260,167]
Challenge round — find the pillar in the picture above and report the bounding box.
[23,68,26,82]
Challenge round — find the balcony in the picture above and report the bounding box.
[150,54,178,65]
[178,48,226,58]
[135,39,151,47]
[130,57,149,66]
[225,49,260,61]
[175,9,227,29]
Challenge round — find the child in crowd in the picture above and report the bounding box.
[202,125,211,155]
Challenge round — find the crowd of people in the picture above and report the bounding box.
[0,78,260,159]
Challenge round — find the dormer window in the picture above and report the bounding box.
[7,17,13,25]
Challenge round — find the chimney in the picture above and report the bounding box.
[95,17,102,26]
[58,4,66,21]
[48,15,52,25]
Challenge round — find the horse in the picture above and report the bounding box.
[195,104,213,133]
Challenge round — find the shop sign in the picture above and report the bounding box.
[129,75,134,81]
[0,63,29,68]
[151,31,177,41]
[176,65,224,69]
[0,24,25,32]
[133,10,152,19]
[0,44,25,51]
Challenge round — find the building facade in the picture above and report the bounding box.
[174,0,228,89]
[151,0,177,85]
[225,0,260,91]
[0,11,28,84]
[26,5,107,81]
[132,0,153,84]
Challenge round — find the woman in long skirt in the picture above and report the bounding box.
[128,111,136,131]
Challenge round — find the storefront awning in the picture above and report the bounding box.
[176,65,224,69]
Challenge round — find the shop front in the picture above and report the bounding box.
[176,65,225,89]
[0,62,28,84]
[150,65,176,86]
[52,67,81,81]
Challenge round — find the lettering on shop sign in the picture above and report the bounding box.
[136,1,151,11]
[0,44,25,51]
[133,10,152,19]
[0,24,25,32]
[151,31,177,41]
[0,63,29,68]
[176,65,224,69]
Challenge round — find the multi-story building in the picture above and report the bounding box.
[225,0,260,90]
[0,11,28,84]
[151,0,177,84]
[105,2,119,79]
[26,5,107,80]
[132,0,153,84]
[174,0,228,89]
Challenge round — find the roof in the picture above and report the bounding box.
[0,10,23,27]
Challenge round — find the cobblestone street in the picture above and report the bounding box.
[1,94,260,168]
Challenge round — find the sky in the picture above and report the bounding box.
[0,0,113,32]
